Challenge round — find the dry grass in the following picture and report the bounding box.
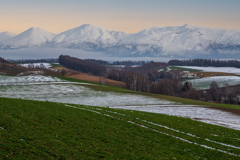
[51,65,125,88]
[66,73,126,88]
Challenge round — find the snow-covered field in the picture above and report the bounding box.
[188,76,240,90]
[177,66,240,75]
[1,75,240,130]
[0,75,175,107]
[20,63,52,69]
[0,75,62,85]
[111,105,240,130]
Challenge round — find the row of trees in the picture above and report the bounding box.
[107,62,182,94]
[0,57,8,63]
[207,81,240,104]
[0,57,61,76]
[112,60,154,66]
[85,59,109,65]
[168,59,240,68]
[12,58,58,64]
[107,61,240,104]
[58,55,106,76]
[124,62,167,74]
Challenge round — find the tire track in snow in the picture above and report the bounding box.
[65,105,240,157]
[95,108,240,150]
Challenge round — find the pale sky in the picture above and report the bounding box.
[0,0,240,34]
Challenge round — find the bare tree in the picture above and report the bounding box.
[208,81,220,102]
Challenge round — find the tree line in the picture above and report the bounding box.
[85,59,109,65]
[11,58,58,64]
[58,55,106,76]
[107,61,240,104]
[168,59,240,68]
[0,57,60,76]
[112,60,154,66]
[2,55,240,105]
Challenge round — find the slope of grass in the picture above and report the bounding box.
[50,63,64,68]
[1,97,240,159]
[170,66,202,72]
[59,76,240,110]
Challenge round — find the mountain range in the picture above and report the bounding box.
[0,24,240,58]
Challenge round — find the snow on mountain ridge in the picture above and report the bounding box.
[1,24,240,57]
[0,31,16,42]
[3,27,55,47]
[52,24,121,46]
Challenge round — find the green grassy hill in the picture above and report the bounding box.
[1,97,240,159]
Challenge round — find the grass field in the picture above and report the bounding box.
[1,97,240,159]
[50,63,64,68]
[59,76,240,110]
[1,75,240,159]
[170,66,202,72]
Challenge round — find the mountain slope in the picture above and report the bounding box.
[0,31,16,42]
[115,24,240,56]
[0,24,240,58]
[3,27,55,47]
[52,24,121,47]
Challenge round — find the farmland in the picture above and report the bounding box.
[1,75,240,130]
[189,76,240,90]
[1,98,240,159]
[1,71,240,159]
[170,66,240,89]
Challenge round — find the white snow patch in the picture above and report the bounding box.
[110,105,240,130]
[177,66,240,75]
[69,106,240,157]
[20,63,52,69]
[1,75,240,131]
[188,76,240,89]
[0,76,176,107]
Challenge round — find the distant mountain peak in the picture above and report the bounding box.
[52,24,119,44]
[1,24,240,58]
[3,27,55,47]
[0,31,16,42]
[25,27,50,33]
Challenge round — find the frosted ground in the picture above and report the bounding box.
[0,75,174,107]
[111,105,240,131]
[19,63,52,68]
[175,66,240,89]
[177,66,240,75]
[1,75,240,130]
[188,76,240,90]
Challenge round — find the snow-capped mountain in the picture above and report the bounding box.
[0,31,16,42]
[1,24,240,58]
[115,24,240,56]
[2,27,55,48]
[53,24,118,45]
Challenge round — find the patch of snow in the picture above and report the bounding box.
[109,105,240,131]
[1,75,240,132]
[0,75,63,85]
[70,106,240,157]
[177,66,240,75]
[0,76,176,107]
[188,76,240,89]
[20,63,52,69]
